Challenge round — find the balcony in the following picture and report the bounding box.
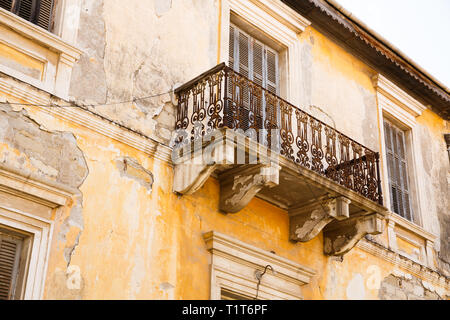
[172,63,388,256]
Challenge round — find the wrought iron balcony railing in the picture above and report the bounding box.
[174,63,383,205]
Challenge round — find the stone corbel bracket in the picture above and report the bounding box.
[289,197,351,242]
[323,213,384,256]
[219,162,281,213]
[173,139,235,195]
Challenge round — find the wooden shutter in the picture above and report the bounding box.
[36,0,54,31]
[3,0,54,31]
[229,24,279,92]
[0,0,13,11]
[229,25,235,71]
[265,47,278,95]
[252,40,264,87]
[228,23,279,131]
[0,232,22,300]
[384,120,412,221]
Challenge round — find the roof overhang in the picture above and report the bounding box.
[281,0,450,120]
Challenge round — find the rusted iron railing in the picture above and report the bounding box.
[174,63,383,205]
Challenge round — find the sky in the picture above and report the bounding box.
[335,0,450,89]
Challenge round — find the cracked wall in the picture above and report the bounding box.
[0,101,89,299]
[298,28,380,152]
[379,273,443,300]
[416,111,450,277]
[69,0,220,145]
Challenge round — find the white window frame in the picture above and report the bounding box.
[203,231,315,300]
[373,74,437,269]
[0,0,82,99]
[383,118,413,221]
[0,165,74,299]
[229,23,280,95]
[220,0,311,105]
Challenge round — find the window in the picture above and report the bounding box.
[229,23,279,95]
[0,0,54,31]
[383,119,413,221]
[0,227,30,300]
[228,23,280,132]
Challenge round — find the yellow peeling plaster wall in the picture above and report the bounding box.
[0,0,448,300]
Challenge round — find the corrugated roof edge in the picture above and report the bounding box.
[281,0,450,119]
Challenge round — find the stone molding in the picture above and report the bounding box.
[357,238,449,293]
[203,230,316,300]
[0,8,82,99]
[0,77,172,163]
[0,163,77,299]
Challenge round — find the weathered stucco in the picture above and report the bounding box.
[0,0,448,300]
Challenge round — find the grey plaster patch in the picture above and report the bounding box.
[69,0,107,103]
[300,42,313,107]
[358,86,379,152]
[154,0,172,17]
[0,102,89,268]
[0,103,88,188]
[378,274,444,300]
[115,156,154,193]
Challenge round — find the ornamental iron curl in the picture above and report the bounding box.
[174,63,383,205]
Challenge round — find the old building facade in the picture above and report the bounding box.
[0,0,448,300]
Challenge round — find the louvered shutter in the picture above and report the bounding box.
[265,47,278,95]
[0,0,13,11]
[36,0,54,31]
[251,39,264,131]
[384,120,412,221]
[229,23,279,132]
[0,232,22,300]
[2,0,54,31]
[229,25,235,71]
[236,30,250,129]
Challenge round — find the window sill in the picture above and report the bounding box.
[0,8,82,100]
[386,211,437,269]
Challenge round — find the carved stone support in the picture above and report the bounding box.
[173,141,234,195]
[219,162,280,213]
[289,197,351,242]
[323,213,384,256]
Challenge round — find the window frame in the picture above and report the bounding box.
[220,0,311,106]
[383,118,413,221]
[374,74,438,269]
[0,165,73,299]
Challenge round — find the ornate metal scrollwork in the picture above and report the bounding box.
[174,64,383,205]
[280,101,294,161]
[310,118,324,174]
[325,127,338,182]
[206,71,224,131]
[295,110,309,168]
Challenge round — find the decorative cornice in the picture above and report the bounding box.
[248,0,311,33]
[387,212,437,243]
[203,230,316,285]
[0,8,82,60]
[373,74,426,118]
[0,163,76,207]
[0,77,173,165]
[229,0,310,45]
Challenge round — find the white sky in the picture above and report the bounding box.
[335,0,450,89]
